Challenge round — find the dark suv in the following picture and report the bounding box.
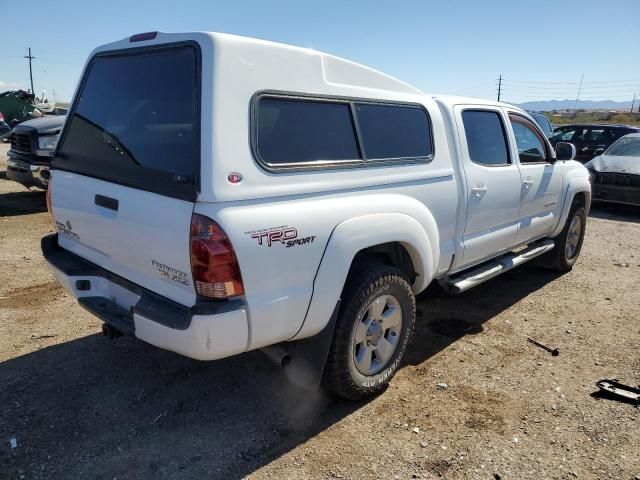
[550,124,640,163]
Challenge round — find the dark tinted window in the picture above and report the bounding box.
[587,127,620,145]
[553,127,577,142]
[355,103,432,159]
[462,110,510,165]
[256,97,360,165]
[510,118,548,163]
[55,45,199,200]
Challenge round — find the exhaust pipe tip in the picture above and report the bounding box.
[102,324,123,340]
[260,345,291,367]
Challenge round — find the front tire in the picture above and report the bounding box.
[539,201,587,272]
[322,263,416,401]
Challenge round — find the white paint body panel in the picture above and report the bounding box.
[47,32,591,362]
[51,171,197,307]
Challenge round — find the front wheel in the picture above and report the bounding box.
[322,264,416,400]
[539,202,587,272]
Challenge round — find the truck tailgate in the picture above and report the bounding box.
[51,171,196,306]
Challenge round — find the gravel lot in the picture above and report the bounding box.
[1,141,639,479]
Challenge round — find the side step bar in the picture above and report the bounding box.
[439,239,555,294]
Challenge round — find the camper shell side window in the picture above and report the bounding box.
[251,92,434,172]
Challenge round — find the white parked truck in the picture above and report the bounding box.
[43,32,590,400]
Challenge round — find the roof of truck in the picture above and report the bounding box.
[432,94,520,110]
[217,32,428,95]
[96,32,520,108]
[96,31,426,97]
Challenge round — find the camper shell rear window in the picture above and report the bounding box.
[54,42,201,201]
[252,93,433,171]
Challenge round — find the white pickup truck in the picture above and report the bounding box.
[43,32,590,400]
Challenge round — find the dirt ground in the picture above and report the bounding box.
[0,141,639,480]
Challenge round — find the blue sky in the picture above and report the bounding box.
[1,0,639,104]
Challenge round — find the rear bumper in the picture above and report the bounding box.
[41,234,249,360]
[6,156,49,189]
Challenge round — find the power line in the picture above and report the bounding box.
[503,78,640,85]
[500,83,640,91]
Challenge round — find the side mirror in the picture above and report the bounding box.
[555,142,576,161]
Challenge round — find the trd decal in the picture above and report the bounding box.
[151,260,190,286]
[55,220,80,241]
[245,225,316,248]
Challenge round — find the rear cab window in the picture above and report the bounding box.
[253,94,433,170]
[54,43,201,201]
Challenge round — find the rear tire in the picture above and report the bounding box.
[539,201,586,272]
[322,263,416,401]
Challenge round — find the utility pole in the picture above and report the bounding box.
[24,47,35,95]
[631,93,636,113]
[574,74,584,111]
[497,74,502,102]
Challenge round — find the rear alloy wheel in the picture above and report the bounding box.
[323,264,416,401]
[353,294,403,376]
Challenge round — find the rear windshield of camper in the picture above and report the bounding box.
[55,44,200,200]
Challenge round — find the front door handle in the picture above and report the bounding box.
[523,180,534,188]
[471,186,488,197]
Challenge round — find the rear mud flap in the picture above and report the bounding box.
[263,300,341,391]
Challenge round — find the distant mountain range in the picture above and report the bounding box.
[514,99,634,111]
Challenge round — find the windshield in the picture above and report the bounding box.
[606,136,640,157]
[55,44,200,200]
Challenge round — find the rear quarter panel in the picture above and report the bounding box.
[195,171,457,349]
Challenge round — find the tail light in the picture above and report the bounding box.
[190,214,244,299]
[0,112,4,122]
[46,175,54,226]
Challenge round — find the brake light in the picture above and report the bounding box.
[190,214,244,299]
[46,175,54,226]
[130,32,157,42]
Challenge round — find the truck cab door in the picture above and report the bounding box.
[455,107,522,268]
[506,112,563,245]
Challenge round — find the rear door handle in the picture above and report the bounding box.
[95,194,119,211]
[471,186,488,196]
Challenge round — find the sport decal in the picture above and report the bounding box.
[245,225,316,248]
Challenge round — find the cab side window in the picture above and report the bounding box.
[509,114,549,163]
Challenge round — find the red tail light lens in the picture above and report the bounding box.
[0,112,4,122]
[190,214,244,299]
